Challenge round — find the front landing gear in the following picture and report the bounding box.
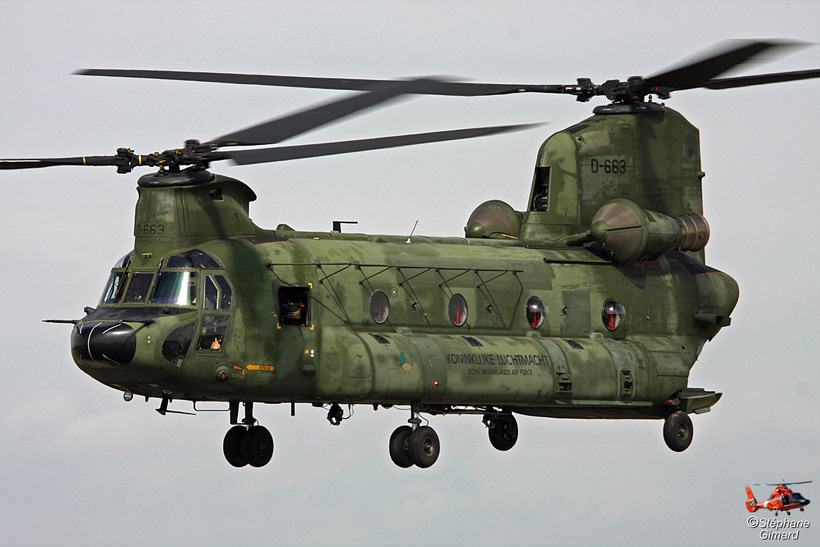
[223,401,274,468]
[388,408,441,469]
[663,411,693,452]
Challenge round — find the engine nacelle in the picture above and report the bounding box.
[582,198,709,263]
[465,200,524,239]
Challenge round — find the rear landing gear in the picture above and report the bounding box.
[663,411,693,452]
[388,407,441,468]
[484,412,518,451]
[223,401,274,468]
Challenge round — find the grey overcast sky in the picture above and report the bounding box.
[1,1,818,546]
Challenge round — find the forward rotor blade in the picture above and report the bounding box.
[224,123,543,165]
[703,68,820,89]
[78,68,554,97]
[211,78,435,147]
[644,40,804,91]
[0,155,124,170]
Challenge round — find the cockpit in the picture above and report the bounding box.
[86,249,235,368]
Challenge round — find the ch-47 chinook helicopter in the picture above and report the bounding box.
[3,40,819,469]
[746,482,812,515]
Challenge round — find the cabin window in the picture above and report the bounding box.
[602,299,626,331]
[151,271,198,306]
[279,286,310,326]
[369,290,390,324]
[123,273,154,303]
[526,296,547,328]
[530,167,551,211]
[198,315,230,351]
[448,294,468,327]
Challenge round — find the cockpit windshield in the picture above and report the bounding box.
[152,271,198,306]
[98,249,220,307]
[123,273,154,303]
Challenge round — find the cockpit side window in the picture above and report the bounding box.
[204,275,233,310]
[204,276,218,310]
[198,315,230,351]
[98,252,132,305]
[216,276,232,309]
[100,272,126,305]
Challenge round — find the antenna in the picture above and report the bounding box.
[406,220,419,243]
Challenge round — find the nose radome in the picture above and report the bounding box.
[71,321,137,366]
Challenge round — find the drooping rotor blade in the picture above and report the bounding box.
[211,78,432,146]
[77,68,553,97]
[223,123,543,165]
[643,40,804,92]
[0,154,133,171]
[702,68,820,90]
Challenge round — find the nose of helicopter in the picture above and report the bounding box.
[71,321,137,366]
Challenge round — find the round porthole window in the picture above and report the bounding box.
[526,296,547,328]
[448,294,468,327]
[369,290,390,324]
[602,299,626,331]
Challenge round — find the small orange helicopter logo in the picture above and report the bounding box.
[745,481,811,516]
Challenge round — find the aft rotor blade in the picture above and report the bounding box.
[644,40,804,91]
[702,68,820,89]
[77,68,556,97]
[223,123,543,165]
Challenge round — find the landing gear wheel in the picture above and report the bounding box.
[488,414,518,451]
[409,426,440,468]
[223,425,248,467]
[243,425,274,467]
[389,425,414,468]
[663,411,693,452]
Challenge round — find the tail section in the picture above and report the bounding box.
[745,487,759,512]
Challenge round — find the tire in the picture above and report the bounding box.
[389,425,414,468]
[488,415,518,451]
[223,425,248,467]
[663,411,693,452]
[409,426,440,468]
[243,425,274,467]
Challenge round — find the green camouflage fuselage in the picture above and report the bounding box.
[73,106,738,420]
